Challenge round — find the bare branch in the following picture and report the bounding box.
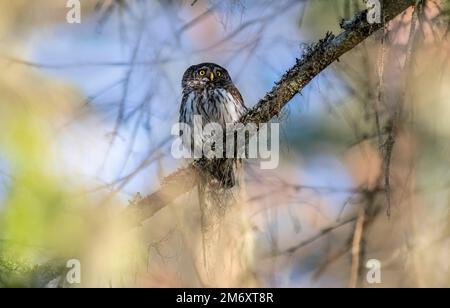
[275,215,358,257]
[349,207,366,288]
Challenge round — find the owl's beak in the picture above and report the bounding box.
[209,72,214,81]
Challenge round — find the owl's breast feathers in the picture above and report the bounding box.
[180,84,246,127]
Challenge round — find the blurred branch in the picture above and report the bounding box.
[349,206,366,288]
[126,167,200,226]
[274,215,358,257]
[0,54,173,69]
[126,0,416,226]
[383,0,421,217]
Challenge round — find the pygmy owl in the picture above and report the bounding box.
[179,62,247,187]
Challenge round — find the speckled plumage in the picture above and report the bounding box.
[179,62,247,187]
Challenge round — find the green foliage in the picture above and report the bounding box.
[0,256,33,287]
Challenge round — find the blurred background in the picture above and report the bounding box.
[0,0,449,287]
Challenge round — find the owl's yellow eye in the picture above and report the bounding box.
[216,71,222,77]
[199,70,206,76]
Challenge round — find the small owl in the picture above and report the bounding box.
[179,62,247,187]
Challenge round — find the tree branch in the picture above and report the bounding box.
[126,0,416,226]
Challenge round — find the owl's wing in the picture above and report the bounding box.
[179,92,188,124]
[226,85,247,123]
[227,85,246,110]
[179,91,193,139]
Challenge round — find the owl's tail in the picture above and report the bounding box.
[197,158,243,282]
[200,158,242,189]
[218,159,240,188]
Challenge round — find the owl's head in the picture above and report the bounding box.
[181,62,232,89]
